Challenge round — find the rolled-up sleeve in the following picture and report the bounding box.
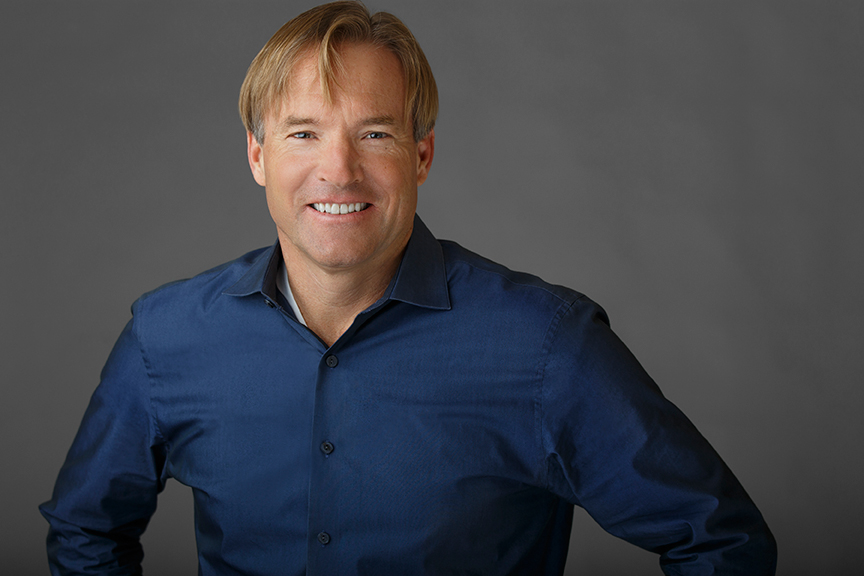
[540,297,777,575]
[39,316,165,575]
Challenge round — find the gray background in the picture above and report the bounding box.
[2,1,862,574]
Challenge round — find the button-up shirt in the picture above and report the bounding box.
[40,216,776,575]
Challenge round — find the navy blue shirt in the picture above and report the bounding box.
[40,216,775,575]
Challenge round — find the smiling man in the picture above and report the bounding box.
[246,40,433,346]
[40,2,776,575]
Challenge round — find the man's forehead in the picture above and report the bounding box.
[267,43,408,125]
[289,43,403,92]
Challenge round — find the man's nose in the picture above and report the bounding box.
[317,135,363,187]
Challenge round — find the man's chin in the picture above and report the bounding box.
[297,244,381,272]
[280,227,409,275]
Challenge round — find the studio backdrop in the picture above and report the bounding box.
[2,1,862,574]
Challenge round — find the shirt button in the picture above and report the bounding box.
[325,354,338,368]
[320,441,334,455]
[317,531,331,545]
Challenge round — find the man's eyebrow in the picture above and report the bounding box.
[278,116,318,130]
[362,115,397,126]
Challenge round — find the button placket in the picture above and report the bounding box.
[321,355,336,457]
[309,349,345,568]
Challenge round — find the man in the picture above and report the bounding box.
[40,2,776,574]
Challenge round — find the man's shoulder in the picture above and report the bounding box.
[132,245,273,316]
[438,239,593,314]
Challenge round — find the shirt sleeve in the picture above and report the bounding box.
[39,316,166,575]
[539,297,777,575]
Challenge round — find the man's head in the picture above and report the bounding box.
[239,0,437,144]
[243,1,436,279]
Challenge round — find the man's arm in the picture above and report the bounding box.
[40,318,165,575]
[540,297,777,574]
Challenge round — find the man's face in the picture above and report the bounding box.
[248,42,434,275]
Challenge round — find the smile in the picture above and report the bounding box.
[312,202,369,215]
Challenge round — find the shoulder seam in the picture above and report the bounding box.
[130,303,165,445]
[535,294,587,490]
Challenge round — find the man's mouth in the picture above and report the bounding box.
[312,202,369,215]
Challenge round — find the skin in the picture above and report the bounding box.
[247,42,435,346]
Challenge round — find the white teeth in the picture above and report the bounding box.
[313,202,368,215]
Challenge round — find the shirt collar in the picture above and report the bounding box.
[387,215,451,310]
[223,214,451,311]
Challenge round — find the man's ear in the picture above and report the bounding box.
[247,131,266,187]
[416,129,435,186]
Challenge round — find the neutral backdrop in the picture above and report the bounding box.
[3,1,862,574]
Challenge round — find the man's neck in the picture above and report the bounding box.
[280,249,401,348]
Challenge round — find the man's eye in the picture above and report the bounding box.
[366,132,388,139]
[290,132,313,139]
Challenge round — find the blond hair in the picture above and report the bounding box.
[239,0,437,143]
